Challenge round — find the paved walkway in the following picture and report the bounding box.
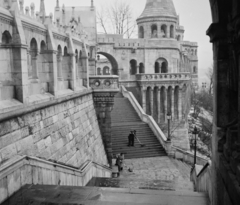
[112,156,193,191]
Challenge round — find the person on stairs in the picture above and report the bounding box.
[116,153,124,176]
[128,130,135,146]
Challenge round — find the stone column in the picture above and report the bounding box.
[47,50,58,96]
[141,87,146,113]
[178,88,182,120]
[69,53,77,91]
[150,87,154,116]
[93,91,117,168]
[12,45,29,103]
[32,52,39,81]
[164,87,167,123]
[157,88,161,123]
[171,87,175,121]
[57,55,63,80]
[166,25,170,38]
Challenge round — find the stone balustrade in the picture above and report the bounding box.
[136,73,191,81]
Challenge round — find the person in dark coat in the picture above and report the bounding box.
[116,153,124,174]
[128,130,135,146]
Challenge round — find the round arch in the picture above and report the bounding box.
[155,58,168,73]
[97,52,119,75]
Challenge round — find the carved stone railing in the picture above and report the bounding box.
[136,73,191,81]
[0,155,112,204]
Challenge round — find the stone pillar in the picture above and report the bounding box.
[93,91,117,168]
[178,88,182,120]
[12,45,29,103]
[57,55,63,80]
[150,87,154,116]
[47,50,58,95]
[32,52,39,81]
[164,87,167,123]
[166,25,170,38]
[69,53,77,91]
[171,87,175,121]
[206,23,232,205]
[141,87,146,113]
[157,88,161,123]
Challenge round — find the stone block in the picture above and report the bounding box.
[20,165,33,186]
[0,121,11,137]
[7,169,21,198]
[0,177,8,204]
[20,127,29,139]
[16,135,34,154]
[36,139,46,152]
[44,136,52,147]
[0,144,17,162]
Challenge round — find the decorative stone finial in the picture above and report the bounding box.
[72,7,75,19]
[35,11,39,20]
[19,0,24,13]
[25,6,30,16]
[30,3,35,18]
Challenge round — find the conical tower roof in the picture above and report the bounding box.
[138,0,177,20]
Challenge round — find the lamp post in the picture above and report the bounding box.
[167,112,171,141]
[192,126,199,165]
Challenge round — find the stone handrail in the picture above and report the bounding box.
[172,146,209,166]
[136,73,191,81]
[190,161,212,204]
[0,155,112,204]
[121,86,172,155]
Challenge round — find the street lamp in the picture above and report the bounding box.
[167,112,172,141]
[192,126,199,165]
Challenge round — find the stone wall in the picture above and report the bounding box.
[0,92,108,168]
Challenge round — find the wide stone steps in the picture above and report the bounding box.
[111,93,166,159]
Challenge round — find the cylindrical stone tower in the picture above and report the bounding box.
[136,0,178,39]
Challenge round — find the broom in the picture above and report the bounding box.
[135,136,146,147]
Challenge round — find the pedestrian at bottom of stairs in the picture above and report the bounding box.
[116,153,124,174]
[128,130,135,147]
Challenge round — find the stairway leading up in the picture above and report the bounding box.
[111,93,166,159]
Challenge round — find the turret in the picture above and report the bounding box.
[137,0,177,39]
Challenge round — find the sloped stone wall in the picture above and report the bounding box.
[0,93,108,167]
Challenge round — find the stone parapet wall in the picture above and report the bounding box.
[0,155,111,204]
[0,92,108,168]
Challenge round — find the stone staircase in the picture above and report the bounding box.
[111,93,166,159]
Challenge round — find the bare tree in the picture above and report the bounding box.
[97,1,137,38]
[206,65,213,95]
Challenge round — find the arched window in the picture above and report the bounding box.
[151,24,158,38]
[161,62,168,73]
[161,25,167,38]
[139,63,145,74]
[40,41,46,53]
[155,58,168,73]
[193,66,197,73]
[130,59,137,75]
[170,25,174,38]
[2,31,12,44]
[155,62,160,73]
[139,26,144,38]
[97,67,101,75]
[103,66,110,75]
[64,46,68,56]
[29,38,38,79]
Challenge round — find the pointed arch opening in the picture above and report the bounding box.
[151,24,158,38]
[161,25,167,38]
[170,25,174,38]
[139,26,144,38]
[2,31,12,44]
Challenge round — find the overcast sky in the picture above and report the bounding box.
[23,0,213,85]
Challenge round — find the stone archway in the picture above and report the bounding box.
[97,52,119,75]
